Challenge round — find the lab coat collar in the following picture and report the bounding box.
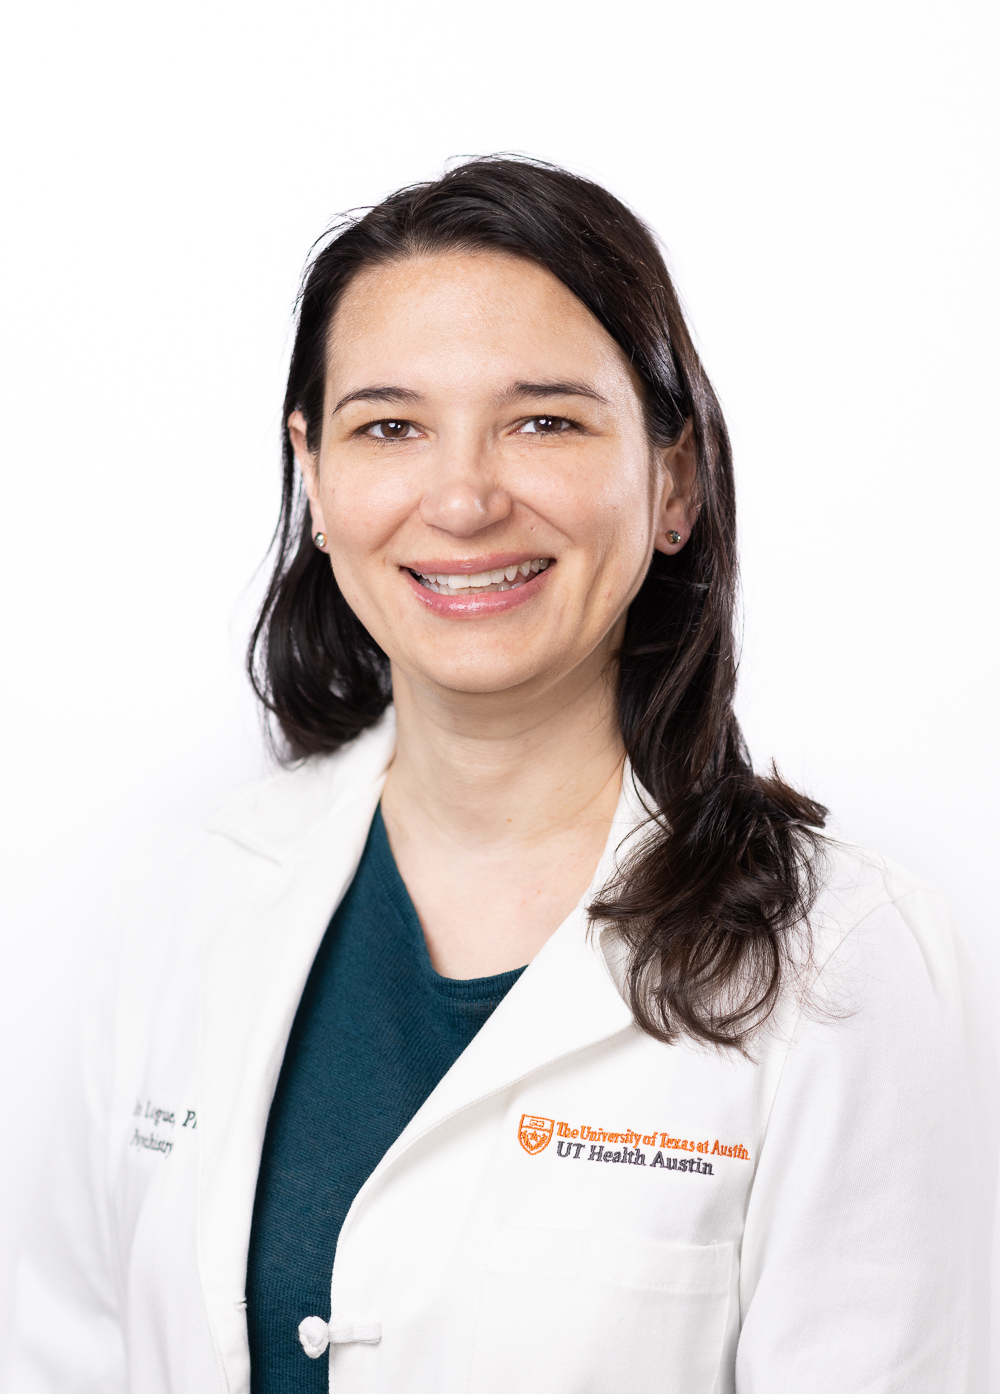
[205,709,397,862]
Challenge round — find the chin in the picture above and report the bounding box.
[405,652,554,698]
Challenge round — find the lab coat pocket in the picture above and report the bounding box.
[468,1225,732,1394]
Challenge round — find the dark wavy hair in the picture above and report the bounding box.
[249,155,827,1050]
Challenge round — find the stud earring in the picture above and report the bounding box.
[313,532,327,549]
[666,530,681,545]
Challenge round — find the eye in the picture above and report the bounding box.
[365,419,420,439]
[517,415,573,434]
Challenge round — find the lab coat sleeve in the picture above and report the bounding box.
[5,925,126,1393]
[734,878,998,1392]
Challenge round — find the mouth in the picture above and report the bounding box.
[407,557,552,595]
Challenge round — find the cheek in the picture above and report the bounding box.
[551,451,655,562]
[321,464,413,557]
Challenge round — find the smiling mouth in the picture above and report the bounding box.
[408,558,552,595]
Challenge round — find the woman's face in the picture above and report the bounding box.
[291,251,695,702]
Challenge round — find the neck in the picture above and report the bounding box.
[382,654,626,852]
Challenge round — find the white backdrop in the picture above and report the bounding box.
[2,0,997,1380]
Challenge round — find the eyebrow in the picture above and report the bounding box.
[331,379,609,416]
[497,380,609,407]
[331,385,423,415]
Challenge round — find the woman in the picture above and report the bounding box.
[9,157,995,1393]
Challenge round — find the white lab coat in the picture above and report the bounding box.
[7,713,998,1393]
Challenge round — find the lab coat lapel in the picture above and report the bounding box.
[348,776,649,1209]
[195,720,394,1393]
[388,902,633,1153]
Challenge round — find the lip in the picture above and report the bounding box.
[403,563,552,618]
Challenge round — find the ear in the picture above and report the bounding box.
[288,410,329,548]
[652,418,699,555]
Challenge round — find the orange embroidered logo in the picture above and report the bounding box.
[516,1110,750,1175]
[518,1114,555,1155]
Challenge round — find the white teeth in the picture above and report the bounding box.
[413,558,552,595]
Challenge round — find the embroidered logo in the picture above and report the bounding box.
[518,1114,555,1155]
[516,1111,751,1176]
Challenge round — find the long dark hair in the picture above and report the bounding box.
[249,155,827,1050]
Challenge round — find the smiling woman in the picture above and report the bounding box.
[9,158,994,1394]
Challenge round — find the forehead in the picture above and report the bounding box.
[325,250,639,400]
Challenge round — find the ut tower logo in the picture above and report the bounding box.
[518,1114,555,1155]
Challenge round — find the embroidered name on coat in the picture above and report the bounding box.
[127,1098,198,1160]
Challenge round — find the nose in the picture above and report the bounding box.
[418,458,512,537]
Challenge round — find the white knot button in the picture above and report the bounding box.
[298,1314,383,1359]
[298,1316,331,1359]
